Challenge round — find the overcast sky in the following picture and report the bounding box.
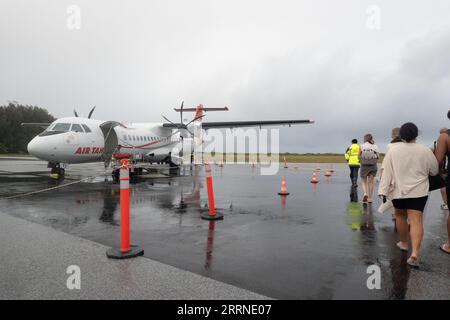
[1,0,450,153]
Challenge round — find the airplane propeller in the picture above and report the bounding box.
[162,101,207,165]
[73,106,96,118]
[161,101,205,137]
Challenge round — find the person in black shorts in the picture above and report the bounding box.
[379,123,439,268]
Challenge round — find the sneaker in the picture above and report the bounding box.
[440,204,448,210]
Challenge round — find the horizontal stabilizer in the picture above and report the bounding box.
[174,107,229,112]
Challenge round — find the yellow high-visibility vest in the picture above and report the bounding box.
[345,144,360,166]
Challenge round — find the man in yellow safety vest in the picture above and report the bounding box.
[345,139,360,187]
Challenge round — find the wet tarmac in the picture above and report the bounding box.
[1,159,449,299]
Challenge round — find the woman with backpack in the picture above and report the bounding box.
[359,134,379,203]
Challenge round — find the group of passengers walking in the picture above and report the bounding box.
[344,111,450,268]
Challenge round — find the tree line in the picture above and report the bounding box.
[0,102,55,154]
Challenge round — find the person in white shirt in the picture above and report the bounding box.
[359,134,379,203]
[379,122,439,268]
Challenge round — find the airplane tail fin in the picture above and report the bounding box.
[174,104,228,124]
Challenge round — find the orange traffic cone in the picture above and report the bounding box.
[311,171,319,183]
[278,177,290,195]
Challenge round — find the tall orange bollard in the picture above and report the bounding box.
[201,162,223,220]
[107,158,144,259]
[283,156,288,168]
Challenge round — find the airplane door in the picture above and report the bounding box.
[100,122,119,165]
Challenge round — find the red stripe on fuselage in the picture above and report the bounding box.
[120,137,174,149]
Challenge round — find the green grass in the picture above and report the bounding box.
[205,153,384,163]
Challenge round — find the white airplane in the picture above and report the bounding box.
[23,103,315,176]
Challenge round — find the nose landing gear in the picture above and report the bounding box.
[48,162,65,179]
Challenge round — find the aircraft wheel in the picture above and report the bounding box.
[112,169,120,183]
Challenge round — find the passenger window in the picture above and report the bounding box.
[82,124,92,133]
[123,135,127,141]
[133,136,136,141]
[128,135,131,140]
[71,124,84,133]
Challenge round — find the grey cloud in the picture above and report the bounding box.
[1,1,450,153]
[217,30,450,153]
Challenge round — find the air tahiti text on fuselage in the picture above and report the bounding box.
[74,147,104,155]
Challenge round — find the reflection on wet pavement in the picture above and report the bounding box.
[0,161,449,299]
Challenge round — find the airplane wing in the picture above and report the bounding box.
[21,123,51,129]
[162,119,314,129]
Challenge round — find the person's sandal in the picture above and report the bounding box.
[396,242,408,252]
[362,194,368,203]
[407,256,420,269]
[439,243,450,255]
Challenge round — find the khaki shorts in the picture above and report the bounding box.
[360,164,377,178]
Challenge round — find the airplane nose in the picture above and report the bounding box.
[27,138,38,156]
[27,137,45,159]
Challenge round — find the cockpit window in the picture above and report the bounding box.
[70,124,84,133]
[51,123,71,131]
[82,124,92,133]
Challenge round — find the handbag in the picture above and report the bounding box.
[429,174,446,191]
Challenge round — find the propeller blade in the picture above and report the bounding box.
[88,105,96,119]
[162,114,177,125]
[185,114,206,127]
[180,101,184,124]
[73,109,79,117]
